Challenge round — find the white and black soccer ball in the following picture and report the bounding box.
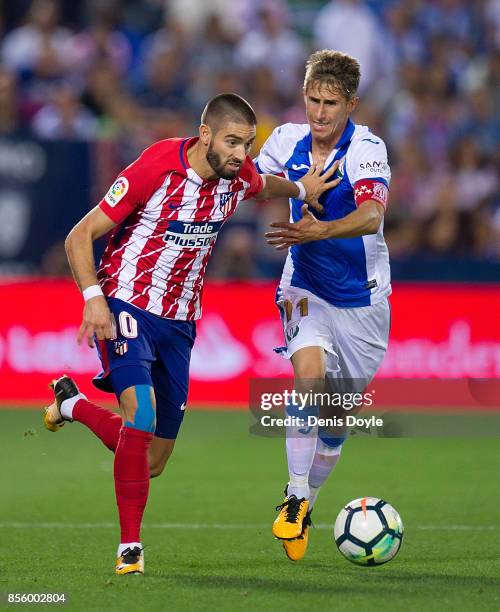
[334,497,404,566]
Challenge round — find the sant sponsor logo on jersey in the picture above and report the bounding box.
[358,160,389,174]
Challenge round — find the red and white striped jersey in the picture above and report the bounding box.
[97,137,263,320]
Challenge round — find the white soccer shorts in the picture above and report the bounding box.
[277,286,390,382]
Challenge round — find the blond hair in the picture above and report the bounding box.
[304,50,361,100]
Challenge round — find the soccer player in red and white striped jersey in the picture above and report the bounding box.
[43,93,339,575]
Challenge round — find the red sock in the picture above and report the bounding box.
[72,399,121,452]
[114,426,153,543]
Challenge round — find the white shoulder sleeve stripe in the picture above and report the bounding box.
[255,127,285,174]
[346,133,391,186]
[255,124,310,175]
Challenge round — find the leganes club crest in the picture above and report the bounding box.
[286,324,300,342]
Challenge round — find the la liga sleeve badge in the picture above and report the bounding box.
[105,177,129,206]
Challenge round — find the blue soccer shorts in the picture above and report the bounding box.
[93,297,196,439]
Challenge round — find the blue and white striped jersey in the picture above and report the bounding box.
[255,119,392,308]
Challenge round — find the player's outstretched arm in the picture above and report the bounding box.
[255,161,341,212]
[266,200,384,250]
[65,207,117,348]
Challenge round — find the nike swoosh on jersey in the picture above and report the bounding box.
[361,138,380,144]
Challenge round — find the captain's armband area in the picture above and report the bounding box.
[353,180,388,210]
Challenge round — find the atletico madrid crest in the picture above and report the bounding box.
[114,340,128,355]
[219,192,234,216]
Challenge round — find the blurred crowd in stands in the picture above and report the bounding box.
[0,0,499,279]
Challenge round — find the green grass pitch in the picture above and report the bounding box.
[1,408,500,611]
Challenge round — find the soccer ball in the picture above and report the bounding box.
[334,497,403,566]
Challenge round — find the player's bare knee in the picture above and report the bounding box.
[149,448,173,478]
[292,348,326,383]
[148,439,175,478]
[294,369,325,399]
[149,463,164,478]
[294,363,325,382]
[118,388,138,423]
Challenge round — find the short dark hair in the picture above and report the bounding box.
[201,93,257,132]
[304,50,360,100]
